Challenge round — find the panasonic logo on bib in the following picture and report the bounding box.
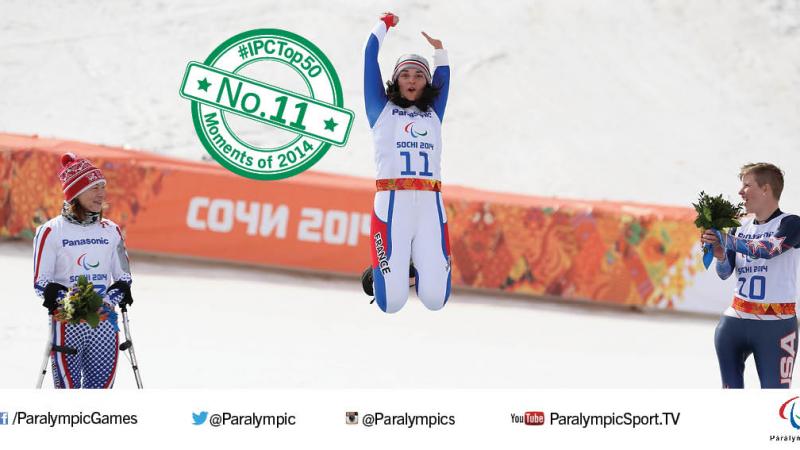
[61,238,110,247]
[391,109,431,118]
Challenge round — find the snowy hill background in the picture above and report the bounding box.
[1,0,799,209]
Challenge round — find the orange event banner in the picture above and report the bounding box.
[0,133,704,310]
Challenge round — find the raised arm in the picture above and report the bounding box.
[422,31,450,121]
[364,14,397,128]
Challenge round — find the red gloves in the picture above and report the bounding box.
[381,12,399,30]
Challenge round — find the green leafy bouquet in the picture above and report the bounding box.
[692,191,744,268]
[55,275,104,328]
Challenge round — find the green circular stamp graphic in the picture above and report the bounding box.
[179,29,354,180]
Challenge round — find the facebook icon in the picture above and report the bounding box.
[0,412,8,425]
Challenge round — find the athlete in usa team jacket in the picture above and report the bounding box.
[702,163,800,388]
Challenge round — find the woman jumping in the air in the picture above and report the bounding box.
[362,12,452,313]
[33,153,134,388]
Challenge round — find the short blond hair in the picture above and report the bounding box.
[739,162,785,200]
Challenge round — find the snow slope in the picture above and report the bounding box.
[0,0,798,208]
[0,241,758,388]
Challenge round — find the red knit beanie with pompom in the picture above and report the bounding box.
[58,153,105,202]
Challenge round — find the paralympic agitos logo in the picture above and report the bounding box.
[76,253,100,270]
[779,396,800,429]
[403,121,428,138]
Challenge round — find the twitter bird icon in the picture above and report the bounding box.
[192,411,208,425]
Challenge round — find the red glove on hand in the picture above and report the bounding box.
[380,12,399,30]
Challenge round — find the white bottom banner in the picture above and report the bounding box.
[0,389,798,448]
